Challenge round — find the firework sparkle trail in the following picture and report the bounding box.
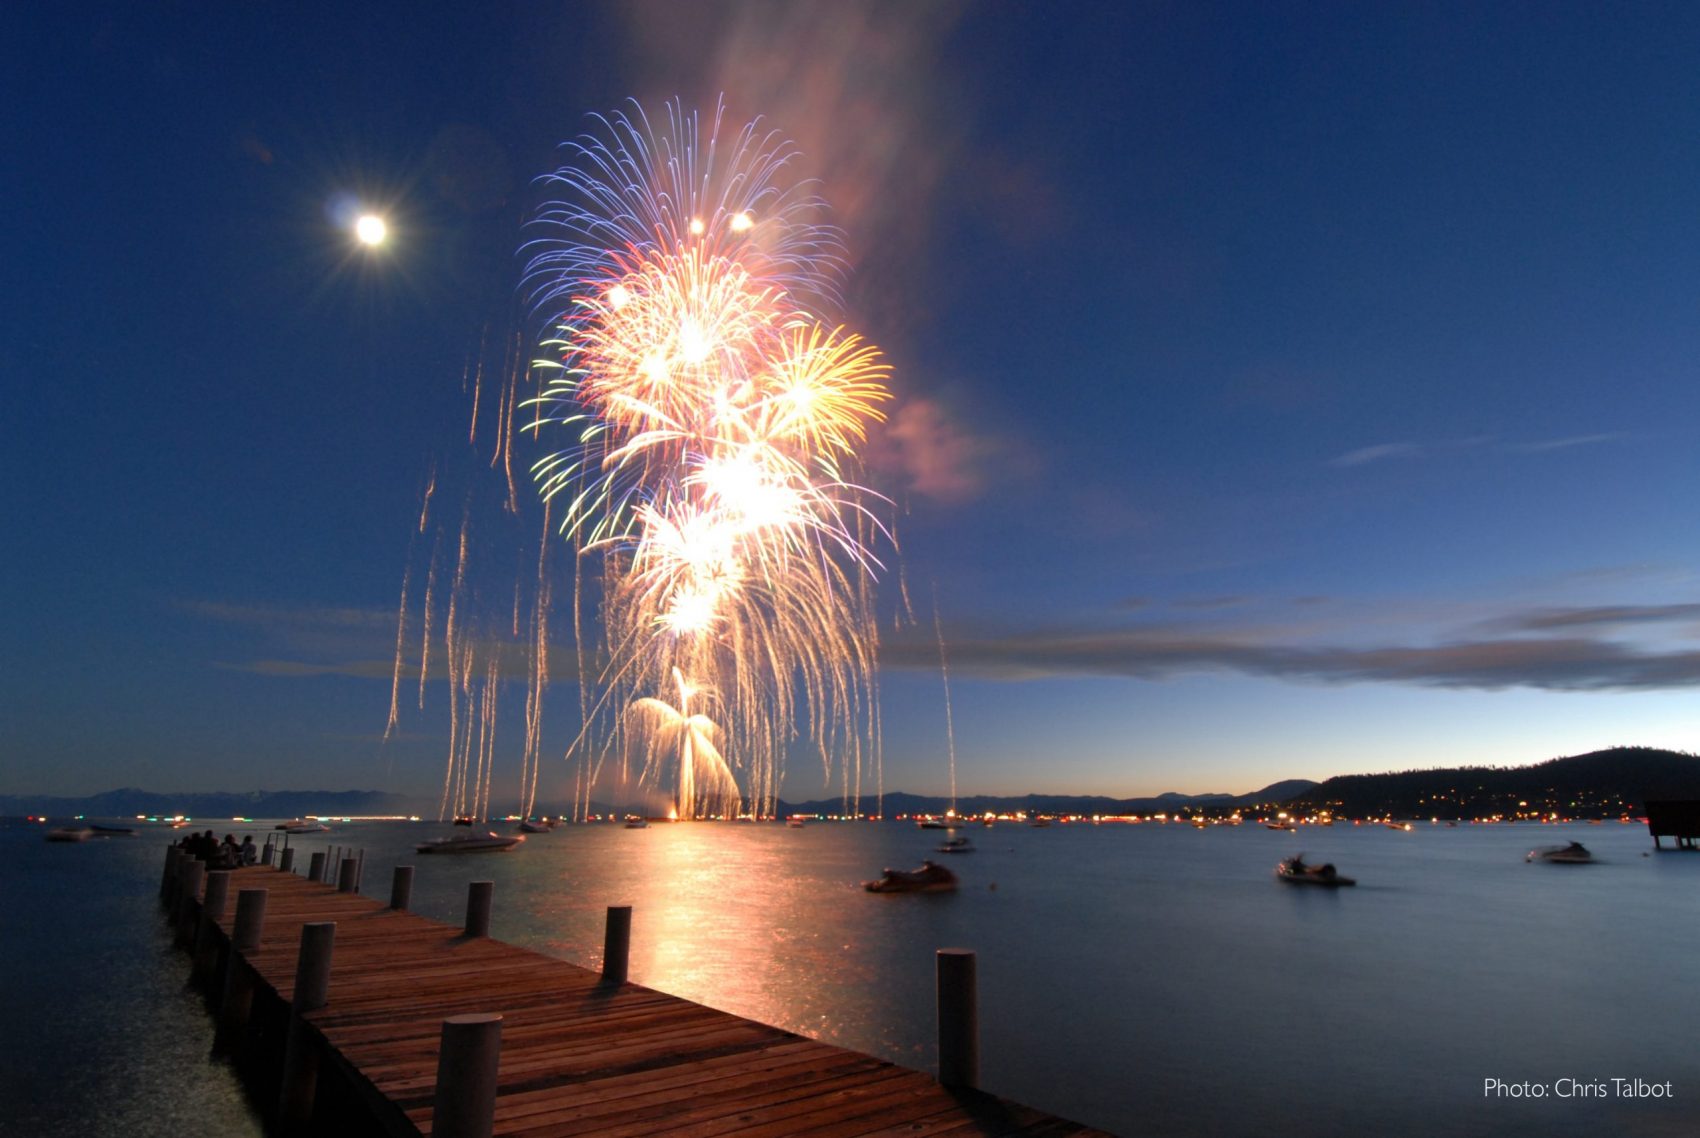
[523,100,893,818]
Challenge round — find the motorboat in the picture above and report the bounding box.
[936,836,975,854]
[917,819,951,830]
[45,826,94,842]
[276,820,330,834]
[416,832,524,854]
[864,860,958,893]
[517,819,554,833]
[452,816,476,827]
[1275,855,1355,887]
[623,816,649,829]
[1527,841,1592,864]
[786,818,805,828]
[1265,822,1295,831]
[90,824,135,836]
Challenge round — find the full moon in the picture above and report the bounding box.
[354,214,388,246]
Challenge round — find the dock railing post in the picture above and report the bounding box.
[192,870,232,985]
[937,948,979,1089]
[602,905,632,985]
[336,857,359,893]
[261,838,275,866]
[279,845,296,873]
[278,921,336,1129]
[390,865,414,911]
[216,887,268,1051]
[465,881,494,938]
[307,850,326,884]
[431,1013,503,1138]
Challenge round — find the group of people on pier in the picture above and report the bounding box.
[176,829,256,869]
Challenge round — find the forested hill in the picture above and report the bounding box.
[1286,746,1700,819]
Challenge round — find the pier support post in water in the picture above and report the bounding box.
[465,881,494,938]
[279,846,296,874]
[307,850,326,884]
[431,1013,504,1138]
[192,870,232,984]
[337,857,359,893]
[161,844,182,903]
[937,948,979,1089]
[602,905,632,985]
[278,921,336,1129]
[175,858,206,947]
[390,865,414,911]
[216,888,269,1050]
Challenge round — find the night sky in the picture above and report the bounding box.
[5,2,1697,804]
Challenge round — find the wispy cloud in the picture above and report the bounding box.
[1504,432,1626,454]
[1329,442,1424,467]
[886,610,1700,692]
[1488,603,1700,633]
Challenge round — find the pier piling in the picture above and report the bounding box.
[336,856,358,894]
[465,880,494,938]
[307,850,325,884]
[216,887,269,1049]
[430,1013,504,1138]
[279,846,295,874]
[389,865,414,911]
[175,858,206,947]
[192,870,231,983]
[278,921,335,1128]
[602,904,632,985]
[937,947,980,1088]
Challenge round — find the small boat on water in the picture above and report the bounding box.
[786,818,805,828]
[1276,854,1355,887]
[917,819,951,830]
[90,824,135,836]
[1265,822,1295,831]
[416,832,524,855]
[46,826,94,843]
[864,860,958,893]
[1527,841,1593,864]
[517,819,554,833]
[452,816,476,827]
[623,816,649,829]
[275,820,330,834]
[936,836,975,854]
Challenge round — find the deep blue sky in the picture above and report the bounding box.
[4,2,1697,804]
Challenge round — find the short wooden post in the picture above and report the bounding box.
[307,850,326,884]
[431,1013,504,1138]
[602,905,632,985]
[261,839,275,866]
[216,887,269,1050]
[390,865,415,911]
[279,846,296,873]
[161,844,183,902]
[278,922,336,1127]
[336,857,358,893]
[937,948,979,1088]
[175,858,206,946]
[192,870,232,984]
[465,881,494,938]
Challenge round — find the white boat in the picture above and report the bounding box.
[1275,855,1355,887]
[1527,841,1592,864]
[416,832,524,854]
[517,819,554,833]
[276,820,330,834]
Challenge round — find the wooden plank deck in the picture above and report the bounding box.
[201,865,1115,1137]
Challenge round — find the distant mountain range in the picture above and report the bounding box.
[0,787,415,820]
[1286,746,1700,819]
[6,748,1693,821]
[777,780,1319,818]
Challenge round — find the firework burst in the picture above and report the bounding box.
[524,101,891,818]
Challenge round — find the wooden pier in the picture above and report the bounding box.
[164,855,1114,1137]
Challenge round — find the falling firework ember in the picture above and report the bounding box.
[523,100,892,819]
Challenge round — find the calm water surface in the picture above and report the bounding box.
[4,818,1697,1137]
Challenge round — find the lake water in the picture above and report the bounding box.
[3,817,1696,1137]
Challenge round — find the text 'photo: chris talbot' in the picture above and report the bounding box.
[6,4,1700,1137]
